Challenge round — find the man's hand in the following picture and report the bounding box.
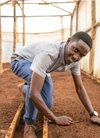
[90,116,100,125]
[55,115,73,126]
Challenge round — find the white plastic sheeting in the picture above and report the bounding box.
[2,42,22,62]
[0,0,74,62]
[80,32,91,73]
[75,0,92,74]
[73,0,91,74]
[72,0,100,79]
[80,52,90,74]
[72,10,76,34]
[93,27,100,78]
[78,0,91,31]
[2,28,70,62]
[96,0,100,23]
[1,0,75,32]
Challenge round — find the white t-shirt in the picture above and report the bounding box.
[14,41,80,78]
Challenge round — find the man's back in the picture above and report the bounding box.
[14,41,62,62]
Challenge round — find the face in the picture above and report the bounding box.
[64,39,90,65]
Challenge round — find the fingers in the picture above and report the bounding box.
[64,119,72,125]
[90,116,100,125]
[65,117,73,125]
[67,116,73,121]
[55,115,73,126]
[49,115,100,126]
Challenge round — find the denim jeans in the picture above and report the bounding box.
[10,59,53,124]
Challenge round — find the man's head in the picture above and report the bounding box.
[64,31,92,65]
[70,31,92,49]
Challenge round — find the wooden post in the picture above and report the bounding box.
[22,0,25,46]
[5,102,24,138]
[60,16,64,40]
[71,0,80,35]
[0,0,11,6]
[12,0,15,6]
[70,15,73,36]
[76,2,79,32]
[0,0,2,73]
[43,116,48,138]
[13,0,16,52]
[90,0,96,75]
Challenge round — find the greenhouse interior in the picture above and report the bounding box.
[0,0,100,138]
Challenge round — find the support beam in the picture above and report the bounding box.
[41,0,71,14]
[70,16,72,36]
[13,0,16,52]
[0,1,2,73]
[93,22,100,28]
[43,116,48,138]
[5,102,24,138]
[60,16,64,40]
[70,0,80,35]
[85,27,91,33]
[2,1,76,5]
[16,1,25,17]
[0,0,11,6]
[76,2,79,32]
[1,15,70,17]
[22,0,25,45]
[90,0,96,75]
[12,0,15,6]
[72,0,80,17]
[38,1,75,4]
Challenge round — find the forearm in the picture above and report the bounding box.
[29,92,57,123]
[77,86,94,114]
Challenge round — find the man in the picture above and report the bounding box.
[10,31,100,138]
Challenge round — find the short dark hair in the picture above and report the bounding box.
[70,31,92,49]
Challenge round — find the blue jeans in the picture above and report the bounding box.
[10,59,53,124]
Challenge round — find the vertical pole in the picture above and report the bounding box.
[0,0,2,73]
[76,2,79,32]
[22,0,25,46]
[13,0,16,52]
[90,0,96,75]
[70,15,73,36]
[60,16,64,40]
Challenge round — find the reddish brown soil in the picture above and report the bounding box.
[0,63,100,138]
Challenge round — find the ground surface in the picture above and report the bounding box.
[0,63,100,138]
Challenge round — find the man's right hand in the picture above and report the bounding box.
[55,115,73,126]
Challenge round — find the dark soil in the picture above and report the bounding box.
[0,63,100,138]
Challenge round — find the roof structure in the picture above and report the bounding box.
[0,0,80,36]
[0,0,79,43]
[0,0,76,17]
[0,0,80,73]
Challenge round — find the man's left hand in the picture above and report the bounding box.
[90,116,100,125]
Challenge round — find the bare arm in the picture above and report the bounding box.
[29,72,72,125]
[72,73,94,114]
[72,73,100,125]
[29,72,57,122]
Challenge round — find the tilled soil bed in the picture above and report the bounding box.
[0,63,100,138]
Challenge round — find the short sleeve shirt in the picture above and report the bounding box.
[14,41,81,78]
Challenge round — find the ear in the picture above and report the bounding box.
[66,38,71,45]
